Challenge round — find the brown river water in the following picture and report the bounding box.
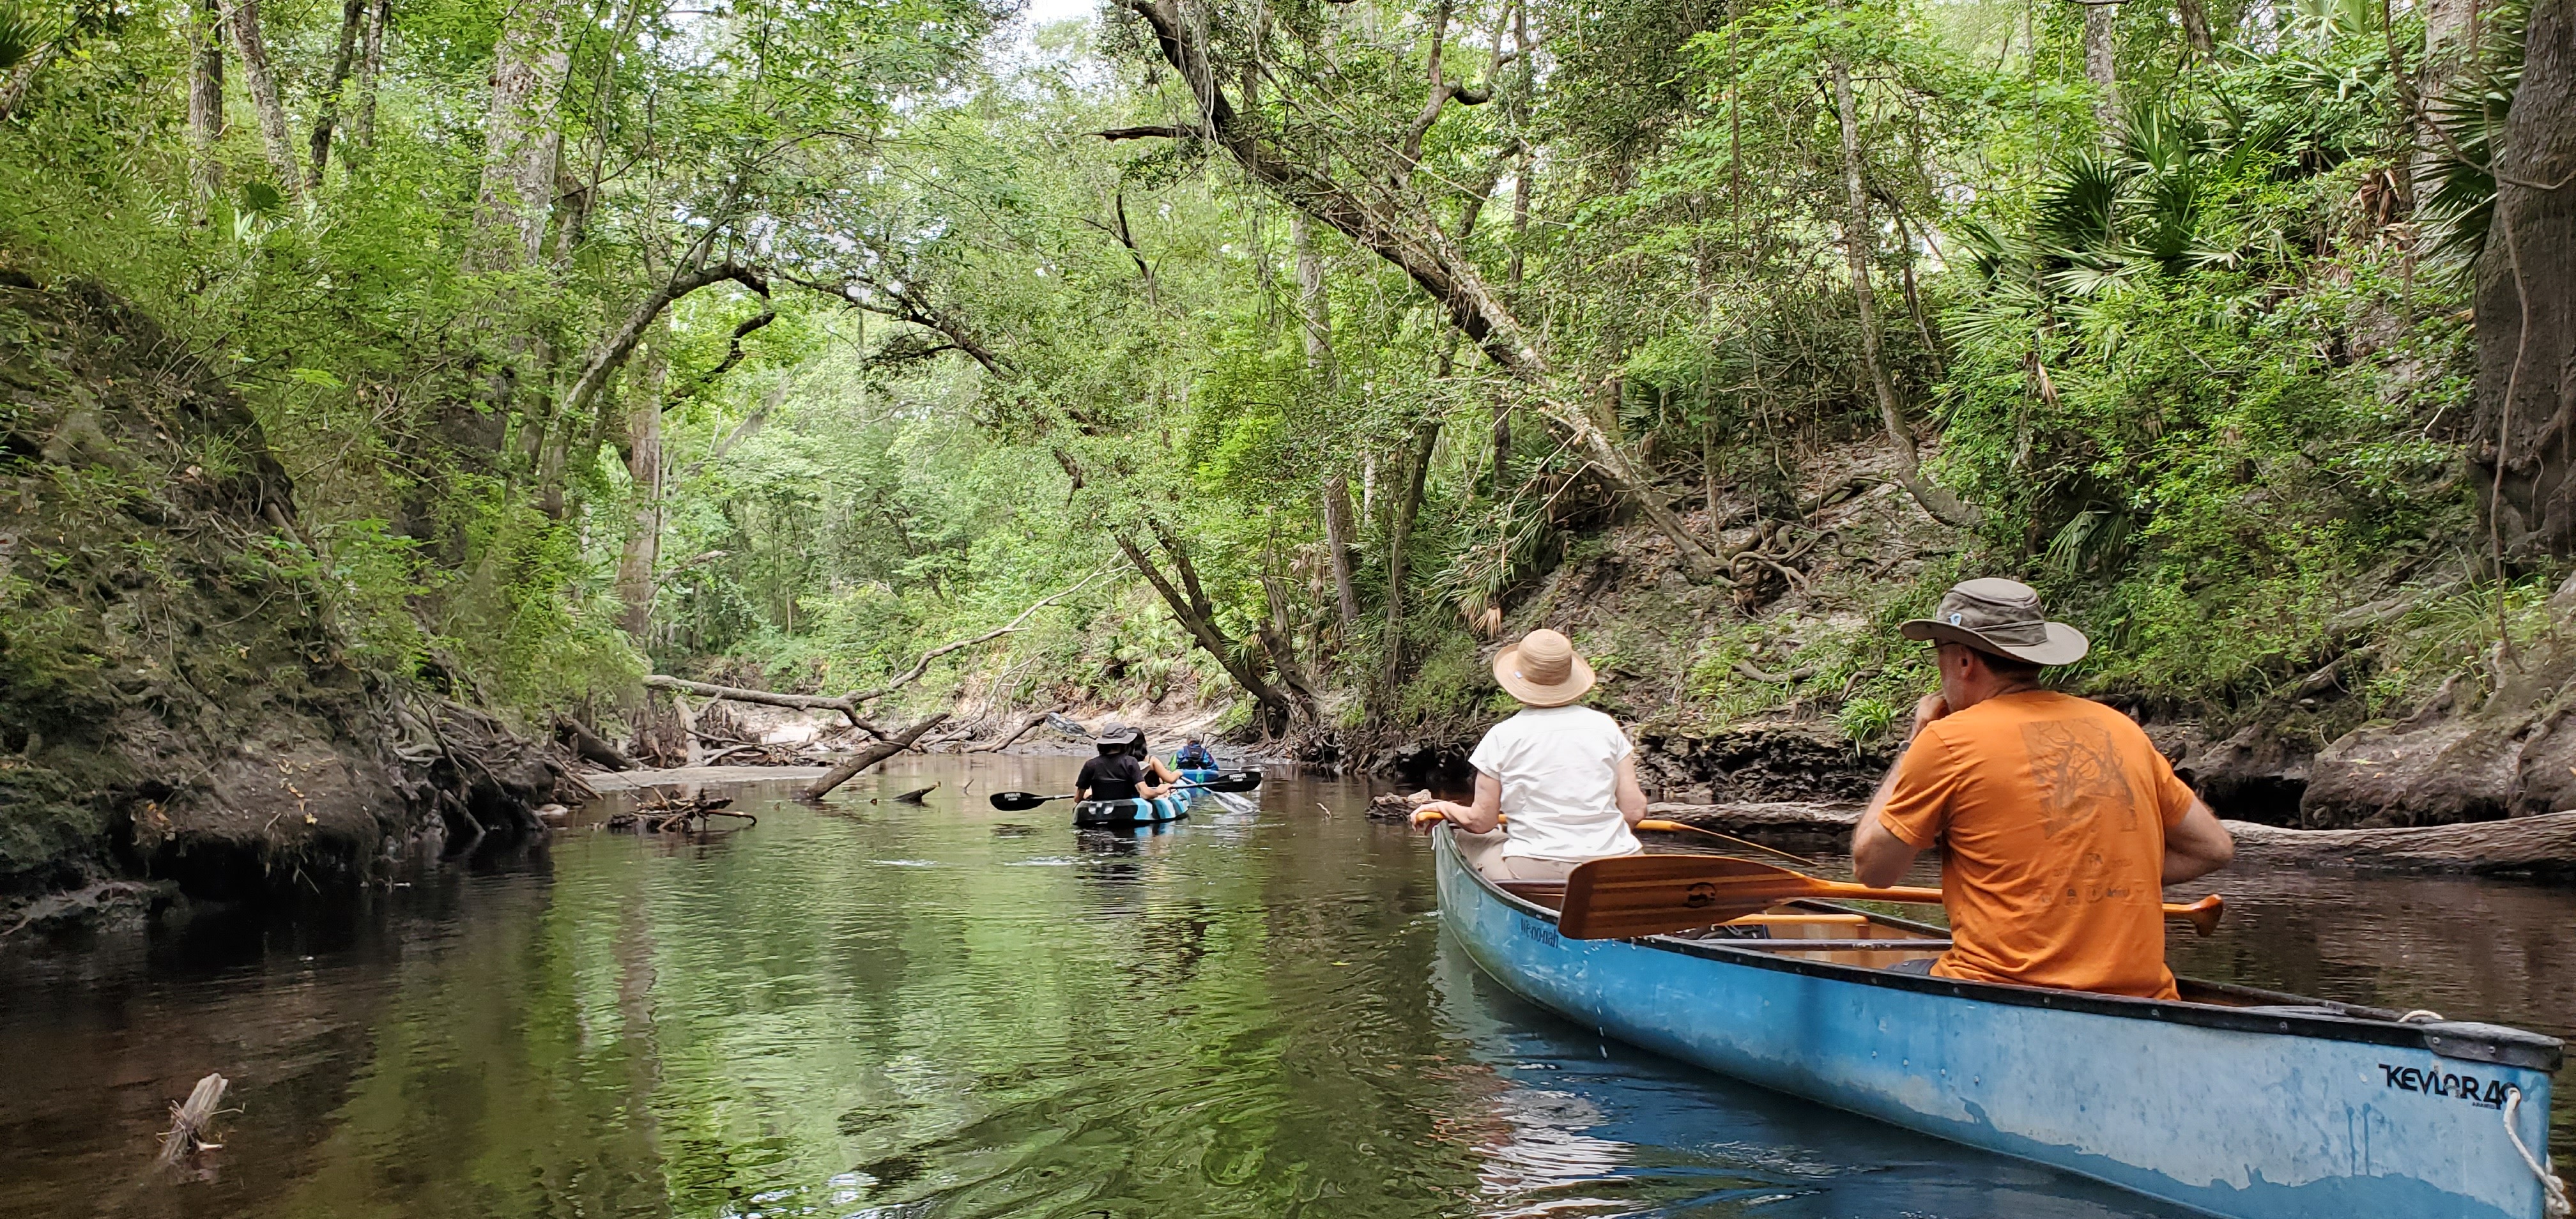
[0,753,2569,1218]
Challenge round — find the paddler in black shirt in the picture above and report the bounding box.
[1077,726,1169,802]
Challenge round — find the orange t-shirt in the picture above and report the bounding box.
[1878,691,2198,999]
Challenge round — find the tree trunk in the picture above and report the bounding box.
[2175,0,2213,59]
[1296,213,1363,631]
[1384,418,1441,666]
[616,321,668,642]
[306,0,366,192]
[2472,0,2576,561]
[1321,474,1362,629]
[473,0,572,269]
[2414,0,2480,203]
[1829,55,1980,529]
[2084,2,2120,134]
[802,713,949,800]
[351,0,389,150]
[227,0,305,204]
[187,2,226,202]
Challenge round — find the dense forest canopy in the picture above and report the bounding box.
[3,0,2572,766]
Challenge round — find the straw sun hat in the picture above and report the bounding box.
[1492,629,1596,707]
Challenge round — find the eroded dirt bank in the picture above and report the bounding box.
[1,277,566,928]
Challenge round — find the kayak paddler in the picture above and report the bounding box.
[1850,578,2236,999]
[1078,725,1169,802]
[1175,737,1216,770]
[1411,628,1648,882]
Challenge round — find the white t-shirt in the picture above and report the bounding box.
[1467,705,1642,861]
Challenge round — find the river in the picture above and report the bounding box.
[1,755,2569,1218]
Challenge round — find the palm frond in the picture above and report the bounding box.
[0,0,56,72]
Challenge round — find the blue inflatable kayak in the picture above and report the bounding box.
[1073,793,1188,827]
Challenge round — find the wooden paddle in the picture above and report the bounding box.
[1556,853,2226,940]
[988,770,1262,811]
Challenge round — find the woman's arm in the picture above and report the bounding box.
[1614,753,1647,825]
[1411,773,1503,833]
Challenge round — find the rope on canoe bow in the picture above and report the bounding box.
[2398,1009,2445,1023]
[2503,1086,2572,1219]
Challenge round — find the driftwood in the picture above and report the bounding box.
[969,707,1064,753]
[610,789,756,834]
[556,717,637,770]
[1646,801,1863,837]
[157,1073,229,1165]
[1367,790,1434,822]
[804,713,951,799]
[2222,812,2576,876]
[892,783,939,804]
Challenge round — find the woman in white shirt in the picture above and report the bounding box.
[1413,629,1648,881]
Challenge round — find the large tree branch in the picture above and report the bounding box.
[1115,532,1308,721]
[1103,0,1729,581]
[641,573,1099,730]
[786,272,1012,376]
[1097,124,1206,141]
[801,713,949,799]
[565,262,769,426]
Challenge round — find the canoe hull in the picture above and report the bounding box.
[1074,795,1188,827]
[1433,827,2561,1219]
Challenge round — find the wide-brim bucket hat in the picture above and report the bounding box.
[1492,629,1597,707]
[1899,577,2089,666]
[1092,723,1140,747]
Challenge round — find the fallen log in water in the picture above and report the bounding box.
[803,713,951,799]
[2222,811,2576,877]
[156,1073,227,1165]
[1645,801,1863,838]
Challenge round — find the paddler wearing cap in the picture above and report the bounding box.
[1853,578,2235,999]
[1411,629,1649,882]
[1078,724,1170,802]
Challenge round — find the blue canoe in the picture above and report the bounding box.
[1177,767,1221,799]
[1073,793,1188,828]
[1433,825,2564,1219]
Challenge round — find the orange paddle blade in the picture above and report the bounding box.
[1558,855,1843,940]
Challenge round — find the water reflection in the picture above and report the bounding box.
[0,753,2563,1219]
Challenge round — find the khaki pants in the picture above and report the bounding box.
[1453,828,1634,882]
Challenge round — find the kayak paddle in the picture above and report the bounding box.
[988,770,1263,811]
[1413,806,1818,866]
[1556,853,2225,940]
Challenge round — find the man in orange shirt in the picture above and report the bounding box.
[1851,578,2236,999]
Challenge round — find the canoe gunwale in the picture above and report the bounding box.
[1434,825,2564,1073]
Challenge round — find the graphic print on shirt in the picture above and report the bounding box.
[2019,719,2139,839]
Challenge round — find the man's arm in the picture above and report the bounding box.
[1413,773,1503,833]
[2163,799,2234,884]
[1850,693,1948,887]
[1614,753,1648,825]
[1850,761,1922,887]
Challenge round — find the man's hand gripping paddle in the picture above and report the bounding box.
[988,770,1262,811]
[1554,852,2225,941]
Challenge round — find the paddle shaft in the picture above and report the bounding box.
[1458,813,2221,935]
[991,775,1250,809]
